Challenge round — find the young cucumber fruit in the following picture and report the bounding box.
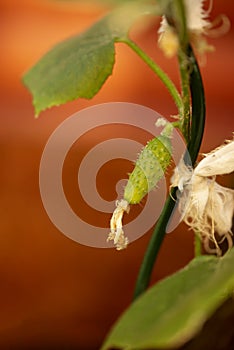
[124,134,172,204]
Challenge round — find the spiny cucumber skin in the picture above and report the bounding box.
[124,135,172,204]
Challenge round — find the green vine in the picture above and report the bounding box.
[133,46,206,299]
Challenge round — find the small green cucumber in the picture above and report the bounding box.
[124,134,172,204]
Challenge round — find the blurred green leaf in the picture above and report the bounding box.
[23,1,158,116]
[101,248,234,349]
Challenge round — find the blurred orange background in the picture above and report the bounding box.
[1,0,234,349]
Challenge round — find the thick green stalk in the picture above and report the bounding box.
[173,0,189,50]
[165,0,191,141]
[172,0,191,142]
[117,37,183,114]
[178,49,191,143]
[133,46,206,300]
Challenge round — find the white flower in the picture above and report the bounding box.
[183,0,211,32]
[107,199,130,250]
[194,139,234,177]
[158,0,230,58]
[171,139,234,255]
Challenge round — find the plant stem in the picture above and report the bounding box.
[133,187,177,299]
[172,0,191,142]
[133,46,205,300]
[178,49,191,143]
[194,232,202,257]
[117,37,183,115]
[173,0,189,50]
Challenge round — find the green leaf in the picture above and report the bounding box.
[23,1,158,116]
[101,248,234,349]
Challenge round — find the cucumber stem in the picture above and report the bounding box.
[133,46,206,300]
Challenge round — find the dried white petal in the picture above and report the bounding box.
[205,182,234,236]
[158,0,211,34]
[107,199,130,250]
[184,0,211,32]
[171,139,234,255]
[158,16,169,34]
[194,140,234,177]
[189,176,210,217]
[158,24,179,58]
[171,159,193,191]
[176,176,234,255]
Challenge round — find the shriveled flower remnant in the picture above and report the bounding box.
[107,199,130,251]
[158,0,230,58]
[171,139,234,256]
